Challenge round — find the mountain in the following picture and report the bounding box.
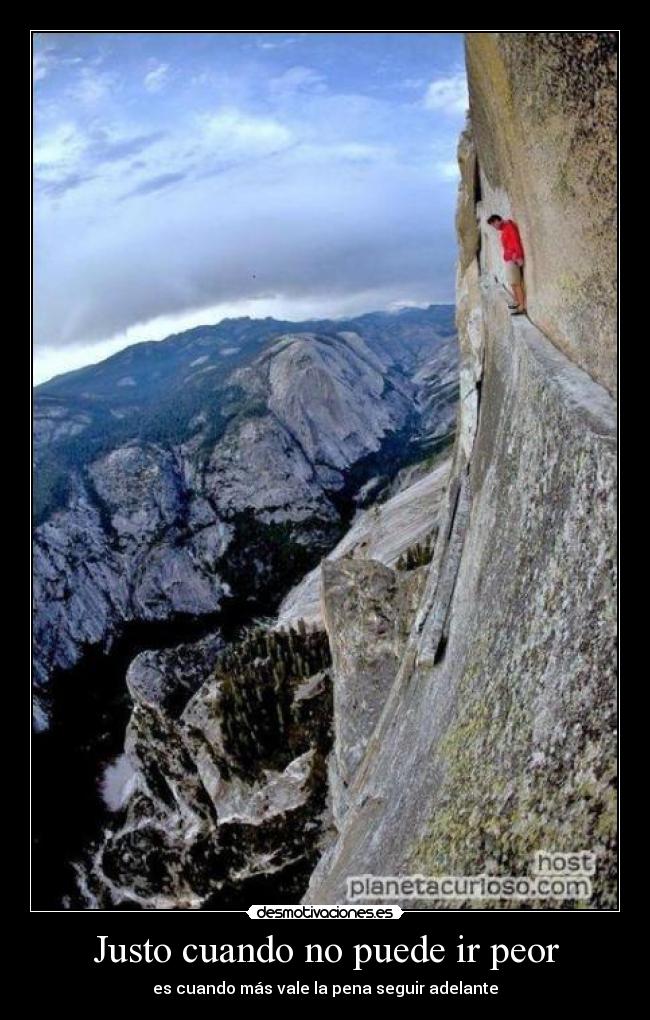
[34,305,456,515]
[33,305,458,726]
[32,304,459,907]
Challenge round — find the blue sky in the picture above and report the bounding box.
[33,31,467,383]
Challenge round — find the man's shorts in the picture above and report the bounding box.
[505,260,523,285]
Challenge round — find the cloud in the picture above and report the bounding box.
[255,37,298,51]
[400,77,426,90]
[422,72,468,116]
[35,285,437,385]
[34,153,456,351]
[34,43,85,83]
[36,171,96,198]
[122,171,187,199]
[144,62,170,93]
[34,48,57,82]
[34,122,167,200]
[313,142,395,164]
[86,128,166,164]
[269,65,327,96]
[67,66,116,106]
[34,122,86,169]
[434,159,460,181]
[33,33,465,364]
[197,108,293,157]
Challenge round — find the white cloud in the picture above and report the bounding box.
[435,159,460,181]
[401,77,426,90]
[33,36,462,362]
[34,151,456,353]
[34,121,86,169]
[67,66,116,106]
[255,37,297,51]
[144,62,170,94]
[34,49,56,82]
[34,44,85,83]
[197,108,292,157]
[34,336,134,385]
[422,73,468,116]
[269,65,326,97]
[318,142,394,164]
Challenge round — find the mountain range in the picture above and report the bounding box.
[33,305,458,724]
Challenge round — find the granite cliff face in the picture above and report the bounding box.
[306,32,617,908]
[465,32,617,396]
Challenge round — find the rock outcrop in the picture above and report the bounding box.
[305,32,617,908]
[78,625,333,908]
[320,558,428,827]
[277,458,449,630]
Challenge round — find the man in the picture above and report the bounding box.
[487,214,526,315]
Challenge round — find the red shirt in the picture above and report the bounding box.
[499,220,525,263]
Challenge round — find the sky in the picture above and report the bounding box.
[33,31,468,384]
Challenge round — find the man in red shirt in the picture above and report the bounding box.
[487,214,526,315]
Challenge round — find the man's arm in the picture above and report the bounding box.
[509,221,525,261]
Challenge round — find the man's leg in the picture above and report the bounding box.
[505,262,526,311]
[513,282,526,311]
[518,266,527,310]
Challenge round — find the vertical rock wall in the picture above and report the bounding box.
[466,32,617,396]
[306,32,617,908]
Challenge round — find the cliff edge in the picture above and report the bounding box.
[305,32,617,908]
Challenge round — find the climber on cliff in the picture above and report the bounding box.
[487,214,526,315]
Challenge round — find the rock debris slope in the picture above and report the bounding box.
[305,32,617,908]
